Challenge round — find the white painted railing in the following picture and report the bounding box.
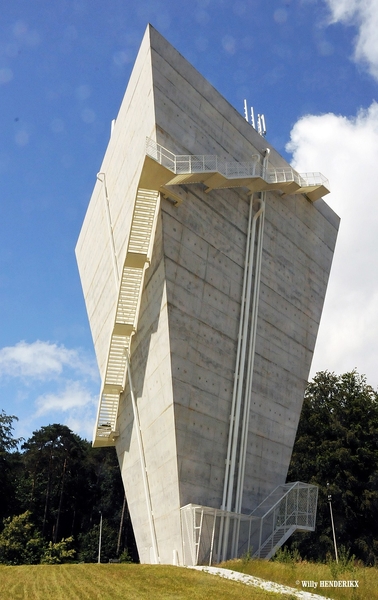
[146,138,329,191]
[251,482,318,560]
[93,188,160,445]
[180,482,317,566]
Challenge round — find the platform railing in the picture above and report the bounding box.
[146,138,328,189]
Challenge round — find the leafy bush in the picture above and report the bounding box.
[41,536,76,564]
[273,546,301,565]
[0,512,45,565]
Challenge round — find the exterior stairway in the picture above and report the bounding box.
[256,526,296,560]
[180,482,318,565]
[250,481,318,560]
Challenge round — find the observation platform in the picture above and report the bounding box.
[144,138,330,202]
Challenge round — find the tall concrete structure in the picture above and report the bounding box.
[76,25,339,565]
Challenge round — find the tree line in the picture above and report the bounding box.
[287,370,378,565]
[0,419,137,565]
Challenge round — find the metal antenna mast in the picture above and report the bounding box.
[243,99,267,137]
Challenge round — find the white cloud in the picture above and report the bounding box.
[0,340,99,441]
[12,381,98,442]
[287,101,378,388]
[324,0,378,80]
[0,340,98,381]
[35,380,96,416]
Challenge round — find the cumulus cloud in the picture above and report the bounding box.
[324,0,378,80]
[0,340,97,380]
[35,380,97,416]
[287,101,378,388]
[0,341,100,440]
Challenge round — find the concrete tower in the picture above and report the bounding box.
[76,25,339,565]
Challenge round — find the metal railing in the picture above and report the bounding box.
[180,504,260,567]
[180,482,317,566]
[146,138,329,190]
[93,188,160,444]
[251,482,318,559]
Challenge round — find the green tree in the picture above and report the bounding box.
[0,511,45,565]
[19,424,88,541]
[287,370,378,564]
[77,520,117,563]
[0,411,22,523]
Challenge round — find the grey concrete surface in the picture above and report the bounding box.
[76,24,339,564]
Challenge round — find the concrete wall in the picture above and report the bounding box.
[76,28,157,377]
[147,25,338,514]
[76,24,339,564]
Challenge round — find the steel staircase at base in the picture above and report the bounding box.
[250,481,318,560]
[255,525,296,560]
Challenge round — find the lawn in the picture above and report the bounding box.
[0,563,280,600]
[1,560,376,599]
[223,557,377,600]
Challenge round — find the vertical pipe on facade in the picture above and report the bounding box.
[231,196,265,557]
[221,148,271,561]
[126,355,160,564]
[235,192,266,513]
[231,148,270,558]
[235,150,269,518]
[230,199,265,557]
[218,194,253,560]
[225,200,262,513]
[97,173,119,290]
[221,196,254,509]
[219,194,254,561]
[223,202,264,561]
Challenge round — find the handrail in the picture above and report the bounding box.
[93,188,160,445]
[146,138,329,191]
[253,482,318,559]
[250,481,299,517]
[180,483,317,565]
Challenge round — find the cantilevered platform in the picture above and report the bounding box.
[145,138,330,201]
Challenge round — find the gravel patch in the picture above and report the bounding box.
[188,565,331,599]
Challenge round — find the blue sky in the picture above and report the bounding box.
[1,0,378,442]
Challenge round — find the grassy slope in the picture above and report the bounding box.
[0,564,280,600]
[1,560,376,599]
[223,558,377,600]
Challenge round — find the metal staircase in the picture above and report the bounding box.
[180,482,318,566]
[251,482,318,560]
[257,526,296,560]
[93,188,160,446]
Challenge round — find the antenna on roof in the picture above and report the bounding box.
[243,99,248,122]
[250,106,255,130]
[258,114,267,137]
[243,100,267,137]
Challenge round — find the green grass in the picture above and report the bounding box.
[0,564,281,600]
[1,560,376,599]
[222,557,377,600]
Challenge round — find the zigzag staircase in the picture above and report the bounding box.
[93,187,160,447]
